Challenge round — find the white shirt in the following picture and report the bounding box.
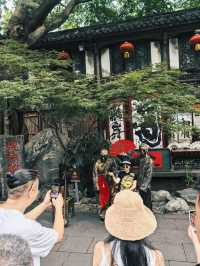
[0,208,58,266]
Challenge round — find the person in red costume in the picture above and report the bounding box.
[93,148,116,220]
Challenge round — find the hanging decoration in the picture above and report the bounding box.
[120,41,135,59]
[189,30,200,52]
[58,51,70,60]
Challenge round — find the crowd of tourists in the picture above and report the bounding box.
[1,150,200,266]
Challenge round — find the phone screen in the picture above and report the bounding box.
[51,184,59,199]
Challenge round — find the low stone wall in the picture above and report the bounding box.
[74,188,196,215]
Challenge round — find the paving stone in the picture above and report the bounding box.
[174,219,189,231]
[41,252,67,266]
[58,236,94,252]
[183,243,196,263]
[152,242,186,261]
[64,213,107,238]
[157,218,178,230]
[152,228,190,243]
[40,211,192,266]
[148,232,168,243]
[63,253,92,266]
[159,213,188,220]
[169,261,194,266]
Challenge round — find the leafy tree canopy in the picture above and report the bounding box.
[0,0,199,136]
[0,0,92,45]
[68,0,200,27]
[0,39,198,134]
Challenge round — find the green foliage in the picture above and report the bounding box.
[0,39,75,114]
[0,40,198,135]
[185,163,194,186]
[68,0,200,27]
[1,0,200,34]
[100,65,197,132]
[68,0,119,27]
[0,39,109,123]
[173,0,200,9]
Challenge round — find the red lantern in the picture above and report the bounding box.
[120,41,135,59]
[58,51,70,60]
[189,30,200,51]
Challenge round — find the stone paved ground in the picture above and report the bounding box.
[39,209,196,266]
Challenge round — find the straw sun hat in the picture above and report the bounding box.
[105,190,157,241]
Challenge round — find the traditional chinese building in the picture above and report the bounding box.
[36,8,200,77]
[34,8,200,178]
[34,8,200,147]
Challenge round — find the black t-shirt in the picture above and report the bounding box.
[117,171,136,191]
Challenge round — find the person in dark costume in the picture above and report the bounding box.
[137,144,153,209]
[109,156,137,201]
[93,148,116,220]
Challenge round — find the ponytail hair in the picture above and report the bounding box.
[6,169,38,199]
[6,169,36,189]
[105,235,155,266]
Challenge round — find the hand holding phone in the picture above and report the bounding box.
[50,184,60,199]
[51,193,64,209]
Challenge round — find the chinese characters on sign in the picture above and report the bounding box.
[0,136,24,174]
[109,105,125,143]
[6,141,21,173]
[131,100,163,148]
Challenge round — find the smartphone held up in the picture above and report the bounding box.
[50,184,60,200]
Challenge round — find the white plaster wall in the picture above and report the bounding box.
[169,38,180,69]
[150,41,161,68]
[85,50,95,75]
[194,114,200,128]
[101,48,111,77]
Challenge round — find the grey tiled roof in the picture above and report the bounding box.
[37,8,200,47]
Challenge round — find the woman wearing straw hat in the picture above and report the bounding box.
[93,190,164,266]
